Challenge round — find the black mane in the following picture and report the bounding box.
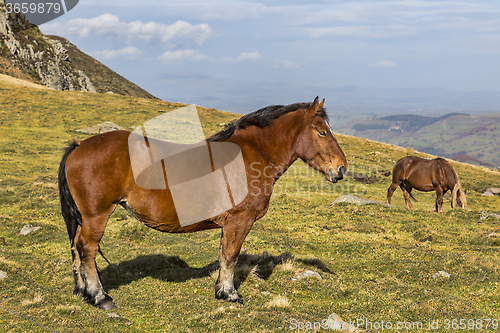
[208,102,328,142]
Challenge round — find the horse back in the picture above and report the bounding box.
[392,156,456,191]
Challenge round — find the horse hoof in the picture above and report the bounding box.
[215,288,244,305]
[98,299,117,310]
[230,296,244,305]
[97,295,117,310]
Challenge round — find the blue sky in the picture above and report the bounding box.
[40,0,500,113]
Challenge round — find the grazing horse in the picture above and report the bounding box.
[386,156,467,212]
[58,97,347,309]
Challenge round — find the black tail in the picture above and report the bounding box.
[400,181,417,201]
[58,140,81,246]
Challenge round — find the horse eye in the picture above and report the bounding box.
[318,130,327,137]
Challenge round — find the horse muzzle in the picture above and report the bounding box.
[328,165,346,183]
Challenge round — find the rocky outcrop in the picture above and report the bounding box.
[0,2,155,98]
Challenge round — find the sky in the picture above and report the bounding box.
[39,0,500,113]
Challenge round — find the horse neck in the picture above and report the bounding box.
[233,111,304,171]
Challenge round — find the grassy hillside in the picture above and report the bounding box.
[338,113,500,168]
[0,80,499,332]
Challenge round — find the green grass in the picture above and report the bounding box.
[0,83,500,332]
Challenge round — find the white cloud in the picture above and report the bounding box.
[367,60,398,68]
[42,14,213,44]
[157,49,207,63]
[236,51,262,62]
[273,59,305,70]
[92,46,143,60]
[306,24,417,39]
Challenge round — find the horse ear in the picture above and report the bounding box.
[319,98,325,108]
[306,96,320,118]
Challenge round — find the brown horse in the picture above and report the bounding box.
[387,156,467,212]
[58,97,347,309]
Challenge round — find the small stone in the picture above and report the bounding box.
[107,312,131,324]
[487,232,499,238]
[487,188,500,195]
[331,194,393,207]
[76,122,124,134]
[431,271,450,279]
[19,224,41,235]
[323,313,357,332]
[0,270,7,281]
[292,270,322,281]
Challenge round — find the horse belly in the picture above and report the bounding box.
[123,186,221,233]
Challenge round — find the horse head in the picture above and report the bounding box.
[295,97,347,183]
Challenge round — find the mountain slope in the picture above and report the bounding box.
[338,112,500,168]
[0,80,499,332]
[0,2,156,98]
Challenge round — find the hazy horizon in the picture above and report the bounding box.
[39,0,500,113]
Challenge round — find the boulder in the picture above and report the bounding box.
[331,194,393,207]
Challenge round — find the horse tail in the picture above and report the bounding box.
[400,181,417,201]
[58,140,81,246]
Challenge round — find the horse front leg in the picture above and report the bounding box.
[434,186,444,213]
[215,214,255,305]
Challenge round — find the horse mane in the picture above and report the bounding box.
[208,102,328,142]
[441,158,467,209]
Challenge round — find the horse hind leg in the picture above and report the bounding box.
[71,225,85,297]
[75,213,116,310]
[400,182,413,209]
[386,181,399,205]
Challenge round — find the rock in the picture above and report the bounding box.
[292,270,322,281]
[323,313,358,332]
[76,122,124,134]
[487,232,499,238]
[19,224,41,235]
[107,312,131,324]
[479,211,500,220]
[482,191,494,196]
[431,271,450,279]
[487,188,500,195]
[0,9,97,93]
[331,194,393,207]
[483,188,500,196]
[0,270,7,281]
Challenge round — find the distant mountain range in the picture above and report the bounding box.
[337,112,500,168]
[132,72,500,117]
